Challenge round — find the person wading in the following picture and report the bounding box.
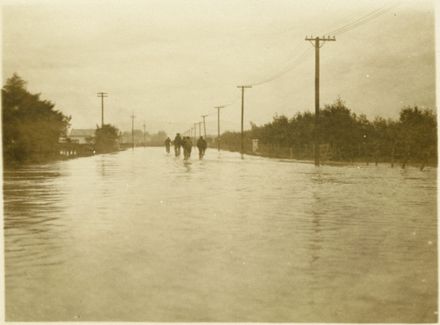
[197,136,207,160]
[173,133,182,157]
[183,136,192,160]
[164,137,171,154]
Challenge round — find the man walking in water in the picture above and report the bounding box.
[183,136,192,160]
[197,136,207,160]
[164,137,171,154]
[173,133,182,157]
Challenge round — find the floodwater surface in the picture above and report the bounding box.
[3,147,437,322]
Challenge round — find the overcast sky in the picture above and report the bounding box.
[2,0,436,135]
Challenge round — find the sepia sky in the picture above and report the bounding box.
[2,0,436,135]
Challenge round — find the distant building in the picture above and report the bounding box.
[69,129,95,144]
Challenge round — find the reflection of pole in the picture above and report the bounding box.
[201,115,208,138]
[214,106,224,151]
[131,113,135,150]
[97,92,108,127]
[237,85,252,157]
[305,35,336,166]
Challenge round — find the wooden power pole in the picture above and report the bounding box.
[97,92,108,128]
[193,122,197,145]
[201,114,208,138]
[131,113,135,150]
[214,106,225,151]
[305,35,336,166]
[237,85,252,157]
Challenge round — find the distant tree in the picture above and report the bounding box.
[95,124,119,153]
[320,98,359,160]
[149,131,168,146]
[355,114,375,161]
[269,114,291,147]
[220,131,242,151]
[217,99,437,165]
[290,111,314,156]
[2,73,71,163]
[370,117,399,164]
[398,106,436,166]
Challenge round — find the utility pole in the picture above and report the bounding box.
[201,115,208,138]
[97,92,108,128]
[193,122,197,145]
[131,113,135,150]
[143,122,146,147]
[305,35,336,166]
[198,122,202,139]
[237,85,252,157]
[214,106,225,151]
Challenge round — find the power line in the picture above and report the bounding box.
[251,46,311,86]
[247,2,399,88]
[325,2,400,36]
[178,2,401,136]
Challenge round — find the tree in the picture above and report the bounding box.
[95,124,119,153]
[320,99,359,160]
[217,99,437,165]
[149,130,168,146]
[398,106,436,166]
[2,73,71,163]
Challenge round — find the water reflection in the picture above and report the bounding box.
[310,209,322,264]
[3,148,437,322]
[4,163,70,283]
[183,161,192,172]
[99,158,107,177]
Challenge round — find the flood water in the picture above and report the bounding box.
[3,147,437,322]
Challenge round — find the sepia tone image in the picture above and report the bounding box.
[2,0,437,322]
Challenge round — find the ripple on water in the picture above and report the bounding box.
[3,148,437,322]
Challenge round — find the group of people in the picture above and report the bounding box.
[164,133,207,160]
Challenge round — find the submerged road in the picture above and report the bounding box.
[4,147,437,322]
